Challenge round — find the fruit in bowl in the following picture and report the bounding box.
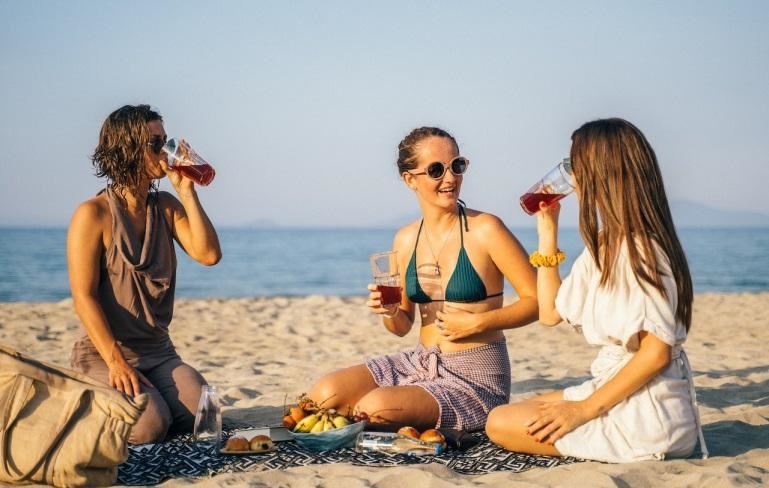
[282,394,366,451]
[282,405,307,430]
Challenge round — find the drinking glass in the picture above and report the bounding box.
[193,385,222,454]
[369,251,401,307]
[519,158,574,215]
[162,138,216,186]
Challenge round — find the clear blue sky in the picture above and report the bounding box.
[1,0,767,227]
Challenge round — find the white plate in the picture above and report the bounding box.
[231,426,293,442]
[219,447,276,456]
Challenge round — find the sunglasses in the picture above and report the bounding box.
[408,156,469,180]
[147,135,168,154]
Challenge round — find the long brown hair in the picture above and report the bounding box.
[91,104,162,190]
[570,118,693,330]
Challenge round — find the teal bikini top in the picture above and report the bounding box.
[405,204,503,304]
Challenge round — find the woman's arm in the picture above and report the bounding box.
[67,201,152,397]
[534,202,563,326]
[372,292,415,337]
[527,331,672,444]
[161,161,221,265]
[366,228,416,337]
[436,214,538,340]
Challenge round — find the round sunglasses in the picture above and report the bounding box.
[147,135,168,154]
[408,156,469,179]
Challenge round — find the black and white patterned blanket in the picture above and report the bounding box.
[117,429,581,485]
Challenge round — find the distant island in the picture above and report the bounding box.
[669,200,769,228]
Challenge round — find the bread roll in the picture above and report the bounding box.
[249,434,274,452]
[397,426,420,439]
[224,436,250,451]
[419,428,447,448]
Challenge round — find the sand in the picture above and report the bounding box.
[1,293,768,487]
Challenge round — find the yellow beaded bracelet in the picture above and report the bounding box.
[529,249,566,267]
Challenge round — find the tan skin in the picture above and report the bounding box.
[309,136,538,429]
[67,119,221,398]
[485,195,672,456]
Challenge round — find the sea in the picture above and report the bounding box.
[1,227,768,302]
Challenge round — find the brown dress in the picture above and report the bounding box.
[71,186,178,369]
[71,187,206,444]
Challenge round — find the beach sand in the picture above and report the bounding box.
[1,293,768,487]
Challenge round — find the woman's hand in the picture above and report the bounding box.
[366,283,400,318]
[158,139,194,194]
[525,400,591,444]
[435,305,485,341]
[160,160,194,196]
[106,349,153,397]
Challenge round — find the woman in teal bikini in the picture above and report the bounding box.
[308,127,538,431]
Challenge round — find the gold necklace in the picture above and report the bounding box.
[421,218,457,276]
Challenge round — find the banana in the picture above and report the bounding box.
[331,415,350,429]
[294,409,352,434]
[310,414,328,433]
[294,412,321,433]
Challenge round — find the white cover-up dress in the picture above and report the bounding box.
[552,243,708,463]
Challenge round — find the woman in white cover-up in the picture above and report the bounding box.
[486,118,707,463]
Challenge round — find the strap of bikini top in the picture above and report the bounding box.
[415,219,424,247]
[457,200,469,245]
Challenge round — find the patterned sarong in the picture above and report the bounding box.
[366,341,510,430]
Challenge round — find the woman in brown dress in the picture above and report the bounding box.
[67,104,221,444]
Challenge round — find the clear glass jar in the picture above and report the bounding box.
[193,385,222,453]
[354,432,444,456]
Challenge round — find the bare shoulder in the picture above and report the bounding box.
[463,208,511,237]
[70,193,109,229]
[393,219,421,248]
[155,190,182,222]
[156,190,181,209]
[68,194,110,250]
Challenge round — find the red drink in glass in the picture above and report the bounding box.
[377,284,402,306]
[519,192,566,215]
[172,163,216,186]
[371,250,401,308]
[519,159,574,215]
[162,138,216,186]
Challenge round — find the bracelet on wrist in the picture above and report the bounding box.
[529,249,566,267]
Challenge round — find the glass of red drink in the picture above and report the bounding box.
[162,138,216,186]
[519,158,574,215]
[370,251,402,307]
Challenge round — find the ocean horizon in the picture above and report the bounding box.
[1,226,768,302]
